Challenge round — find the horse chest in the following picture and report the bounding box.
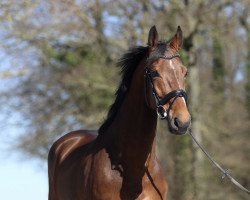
[92,174,167,200]
[87,153,168,200]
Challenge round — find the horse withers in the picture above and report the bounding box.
[48,25,191,200]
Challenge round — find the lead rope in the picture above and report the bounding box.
[188,128,250,195]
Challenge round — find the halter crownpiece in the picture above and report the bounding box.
[147,52,180,62]
[158,53,180,60]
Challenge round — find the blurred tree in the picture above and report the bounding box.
[0,0,250,199]
[239,3,250,115]
[0,0,119,160]
[212,36,225,92]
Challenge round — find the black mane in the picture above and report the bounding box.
[98,42,167,135]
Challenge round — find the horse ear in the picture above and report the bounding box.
[169,26,183,51]
[148,25,158,50]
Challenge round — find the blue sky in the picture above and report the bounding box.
[0,57,48,200]
[0,158,48,200]
[0,118,48,200]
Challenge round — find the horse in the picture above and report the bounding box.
[48,25,191,200]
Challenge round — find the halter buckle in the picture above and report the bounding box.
[156,105,167,119]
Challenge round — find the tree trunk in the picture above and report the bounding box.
[189,65,203,200]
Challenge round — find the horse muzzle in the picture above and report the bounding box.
[169,116,191,135]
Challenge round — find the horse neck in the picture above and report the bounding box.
[108,63,158,168]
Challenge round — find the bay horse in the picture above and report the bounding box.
[48,26,191,200]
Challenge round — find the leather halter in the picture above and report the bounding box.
[144,53,187,119]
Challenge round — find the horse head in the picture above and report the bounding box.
[145,26,191,135]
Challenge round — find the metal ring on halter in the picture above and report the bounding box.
[156,105,167,119]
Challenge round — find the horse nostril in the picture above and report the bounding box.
[174,117,180,128]
[174,117,190,128]
[171,117,191,134]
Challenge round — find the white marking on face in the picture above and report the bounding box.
[182,97,186,105]
[169,59,186,105]
[169,60,180,88]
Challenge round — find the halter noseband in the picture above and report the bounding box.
[145,53,187,119]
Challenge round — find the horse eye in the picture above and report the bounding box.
[184,71,189,78]
[150,70,160,78]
